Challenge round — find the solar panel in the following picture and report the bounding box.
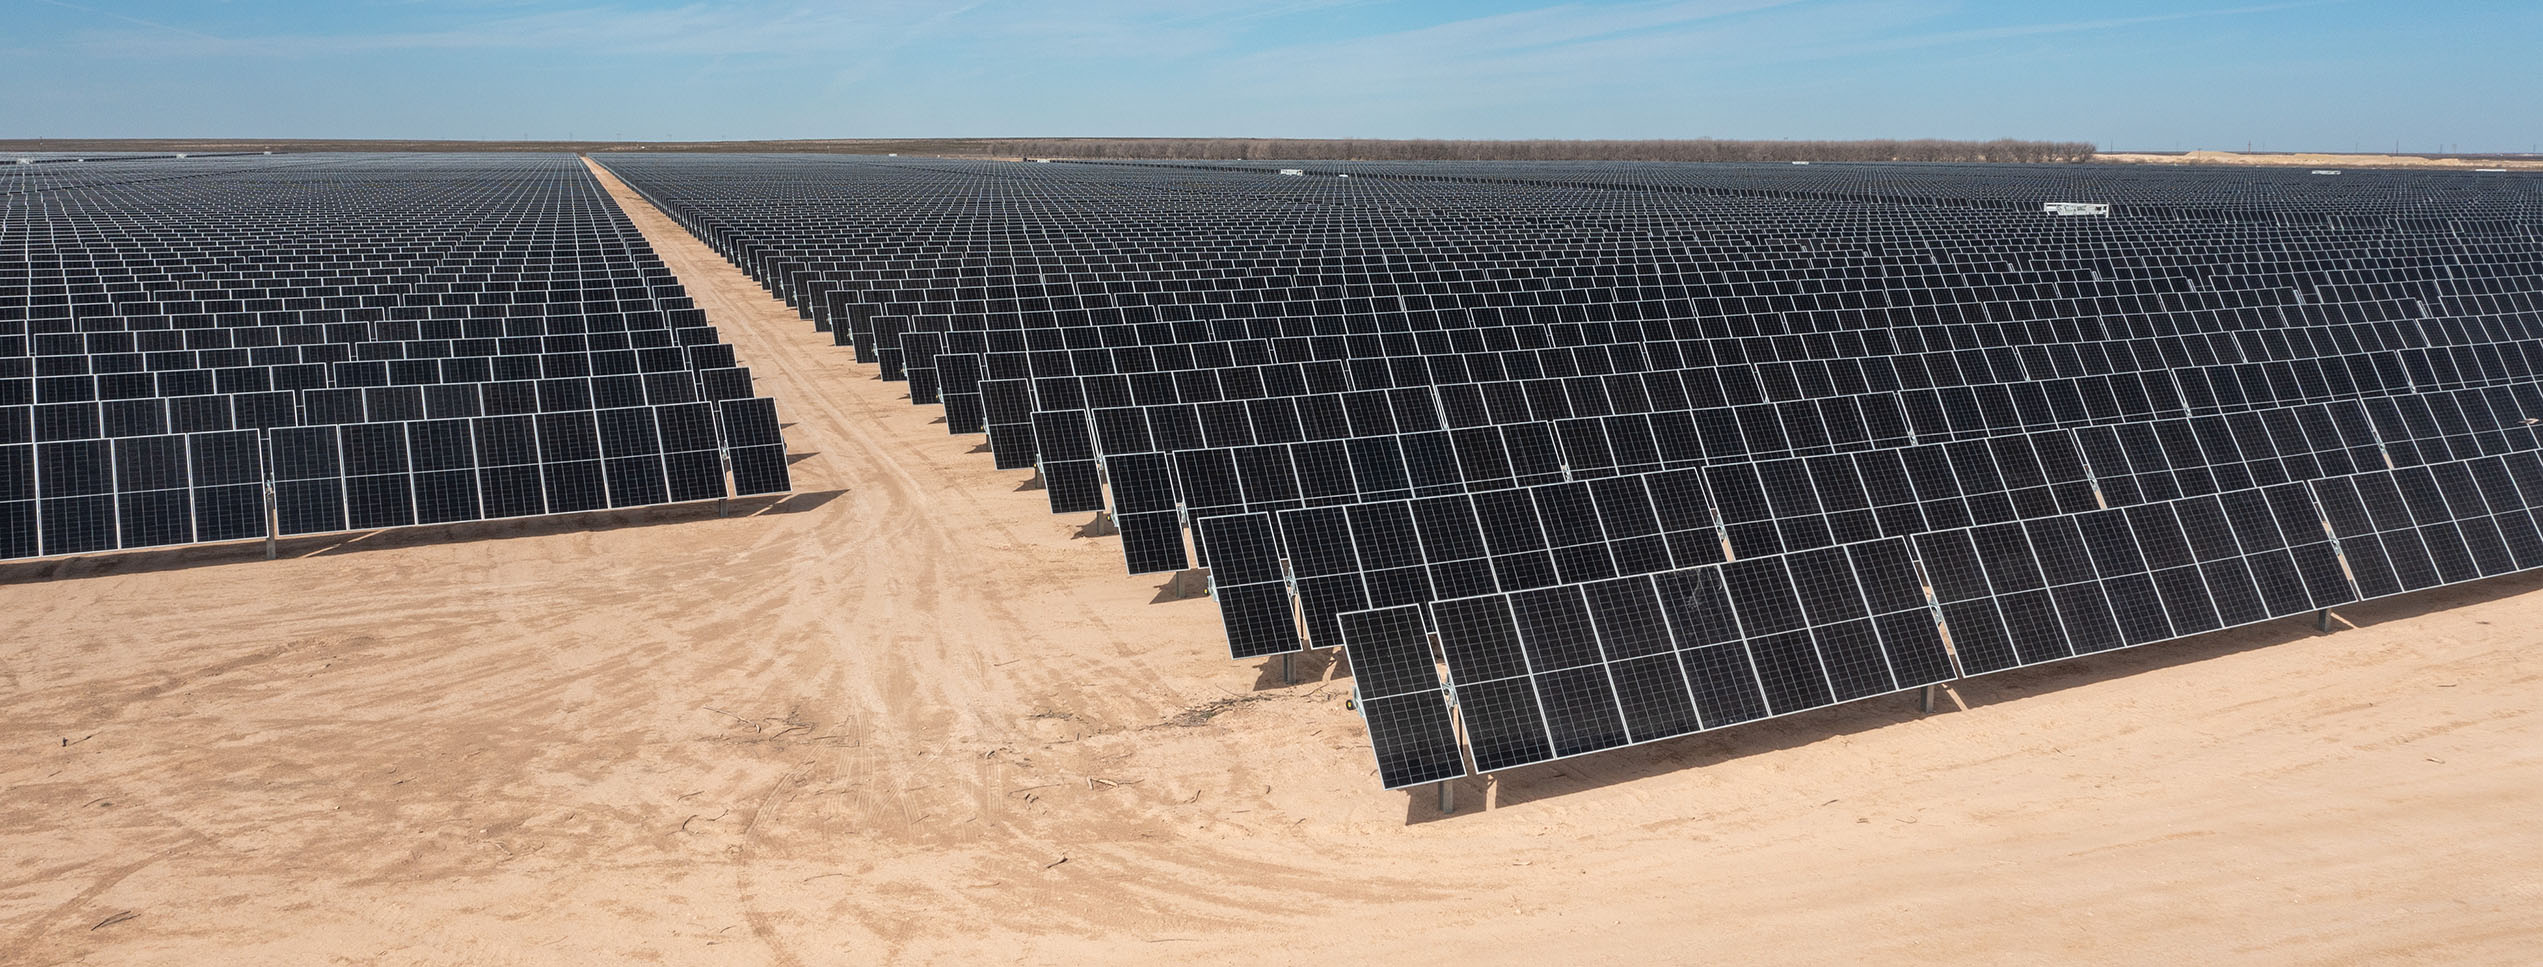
[1339,605,1467,789]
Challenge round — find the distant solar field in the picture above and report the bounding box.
[1,153,790,563]
[581,156,2543,787]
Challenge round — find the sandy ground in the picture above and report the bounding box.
[0,160,2537,967]
[2098,150,2543,171]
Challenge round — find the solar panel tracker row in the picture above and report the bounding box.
[1344,446,2543,787]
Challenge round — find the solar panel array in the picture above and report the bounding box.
[597,154,2543,790]
[1086,156,2543,229]
[1,153,790,563]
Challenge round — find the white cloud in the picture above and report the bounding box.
[55,0,1395,59]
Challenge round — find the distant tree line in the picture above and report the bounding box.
[969,138,2097,164]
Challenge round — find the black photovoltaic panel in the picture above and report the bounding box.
[1035,409,1105,514]
[271,425,346,536]
[939,354,987,432]
[1280,506,1368,647]
[475,415,547,520]
[1043,459,1104,515]
[111,434,191,549]
[1119,509,1189,575]
[409,418,481,525]
[718,397,794,497]
[1107,451,1193,575]
[536,410,608,514]
[1340,605,1467,789]
[342,422,415,531]
[0,439,34,558]
[188,430,265,542]
[1201,512,1300,659]
[657,402,730,503]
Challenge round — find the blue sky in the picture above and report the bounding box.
[8,0,2537,151]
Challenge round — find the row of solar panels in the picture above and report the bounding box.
[1083,157,2543,221]
[780,255,2475,311]
[796,267,2515,331]
[5,365,761,441]
[828,299,2541,421]
[10,351,746,402]
[1,397,787,559]
[767,275,2503,322]
[10,266,674,283]
[846,323,2543,425]
[1331,443,2543,786]
[5,303,699,326]
[797,286,2475,337]
[901,293,2508,387]
[806,274,2496,340]
[741,239,2518,288]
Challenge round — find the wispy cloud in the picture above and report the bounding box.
[66,1,937,57]
[1260,0,1806,62]
[1193,0,2334,114]
[57,0,1377,60]
[1206,0,1813,99]
[33,0,225,42]
[1811,0,2346,56]
[13,0,2485,147]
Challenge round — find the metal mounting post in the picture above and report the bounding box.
[1437,780,1455,814]
[1159,567,1212,600]
[2316,608,2332,633]
[1080,510,1119,537]
[262,483,278,561]
[1920,683,1938,714]
[1281,652,1294,685]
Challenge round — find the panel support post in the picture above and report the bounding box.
[1281,652,1294,685]
[263,483,278,561]
[1159,568,1212,600]
[1437,779,1455,814]
[2316,608,2331,633]
[1919,682,1938,714]
[1080,511,1119,538]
